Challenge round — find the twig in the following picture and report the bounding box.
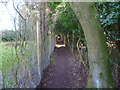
[12,0,26,21]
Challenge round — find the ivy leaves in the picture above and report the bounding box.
[96,2,120,27]
[95,2,120,41]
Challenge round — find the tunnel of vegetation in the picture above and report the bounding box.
[50,2,120,88]
[0,1,120,88]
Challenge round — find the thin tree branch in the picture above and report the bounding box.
[12,0,26,21]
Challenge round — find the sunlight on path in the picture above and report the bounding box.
[55,44,65,48]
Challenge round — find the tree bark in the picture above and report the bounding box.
[71,31,74,53]
[70,2,114,88]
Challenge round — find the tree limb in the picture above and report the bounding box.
[12,0,26,21]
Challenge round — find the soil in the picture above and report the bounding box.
[36,46,89,88]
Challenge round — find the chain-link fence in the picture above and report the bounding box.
[0,1,55,88]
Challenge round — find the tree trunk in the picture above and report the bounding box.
[70,2,114,88]
[71,31,75,53]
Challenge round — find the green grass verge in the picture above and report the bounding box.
[1,46,17,87]
[0,42,8,46]
[0,41,36,88]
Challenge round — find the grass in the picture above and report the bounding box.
[0,42,19,87]
[0,42,8,46]
[0,41,35,87]
[1,41,35,71]
[2,46,17,71]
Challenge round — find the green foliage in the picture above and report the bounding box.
[2,30,18,42]
[96,2,120,27]
[54,3,80,35]
[55,3,87,47]
[49,2,86,48]
[50,2,120,49]
[0,42,8,46]
[1,42,34,87]
[95,2,120,41]
[1,46,17,87]
[48,2,62,14]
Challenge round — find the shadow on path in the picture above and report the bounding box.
[37,46,88,88]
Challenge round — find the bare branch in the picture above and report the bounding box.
[12,0,26,21]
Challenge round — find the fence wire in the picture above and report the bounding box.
[0,1,55,88]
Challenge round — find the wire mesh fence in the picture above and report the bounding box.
[0,1,120,88]
[0,1,55,88]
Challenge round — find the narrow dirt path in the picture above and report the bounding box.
[37,47,88,88]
